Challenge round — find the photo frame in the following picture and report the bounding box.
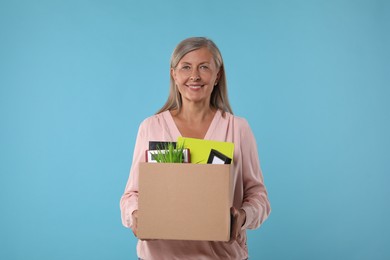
[207,149,232,164]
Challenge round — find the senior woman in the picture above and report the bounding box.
[120,37,271,260]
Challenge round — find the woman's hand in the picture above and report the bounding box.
[131,211,155,241]
[131,210,139,238]
[229,207,246,243]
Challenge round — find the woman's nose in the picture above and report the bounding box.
[190,69,200,81]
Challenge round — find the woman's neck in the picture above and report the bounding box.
[173,104,215,123]
[170,104,217,139]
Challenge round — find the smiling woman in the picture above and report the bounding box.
[158,37,232,116]
[120,37,271,260]
[171,47,220,107]
[169,47,222,139]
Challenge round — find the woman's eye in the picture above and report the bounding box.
[200,65,209,70]
[181,65,191,70]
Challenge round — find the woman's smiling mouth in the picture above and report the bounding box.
[186,85,204,89]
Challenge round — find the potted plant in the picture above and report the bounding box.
[153,142,186,163]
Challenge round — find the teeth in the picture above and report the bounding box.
[188,85,202,89]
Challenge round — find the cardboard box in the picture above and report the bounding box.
[138,162,233,241]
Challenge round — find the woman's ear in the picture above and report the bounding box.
[170,68,176,81]
[215,70,221,85]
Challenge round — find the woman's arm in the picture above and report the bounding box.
[120,122,147,231]
[240,120,271,230]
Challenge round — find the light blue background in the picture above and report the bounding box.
[1,0,389,259]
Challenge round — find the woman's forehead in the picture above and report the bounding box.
[179,48,215,64]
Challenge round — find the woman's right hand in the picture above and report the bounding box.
[131,210,155,241]
[131,210,139,238]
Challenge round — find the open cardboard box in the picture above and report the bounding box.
[138,162,233,241]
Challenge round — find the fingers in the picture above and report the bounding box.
[131,210,138,238]
[229,207,247,243]
[131,211,156,241]
[229,207,239,243]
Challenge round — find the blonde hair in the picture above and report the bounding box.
[156,37,233,115]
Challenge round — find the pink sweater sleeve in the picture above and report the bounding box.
[120,122,147,228]
[239,120,271,230]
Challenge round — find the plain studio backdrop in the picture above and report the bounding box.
[0,0,389,259]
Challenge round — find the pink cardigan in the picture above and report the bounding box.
[120,110,271,260]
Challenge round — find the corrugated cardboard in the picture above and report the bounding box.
[138,163,233,241]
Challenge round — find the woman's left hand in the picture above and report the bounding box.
[229,207,246,243]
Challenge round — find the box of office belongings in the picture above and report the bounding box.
[137,162,233,241]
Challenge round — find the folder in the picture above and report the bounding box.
[177,137,234,164]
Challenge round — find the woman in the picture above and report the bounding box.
[120,37,271,259]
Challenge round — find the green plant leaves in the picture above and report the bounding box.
[154,142,185,163]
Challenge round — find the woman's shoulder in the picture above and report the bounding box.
[138,111,170,129]
[222,111,250,128]
[141,111,166,122]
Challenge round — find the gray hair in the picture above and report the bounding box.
[156,37,233,115]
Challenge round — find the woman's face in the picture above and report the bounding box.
[171,47,220,107]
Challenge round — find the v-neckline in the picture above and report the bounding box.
[164,110,221,140]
